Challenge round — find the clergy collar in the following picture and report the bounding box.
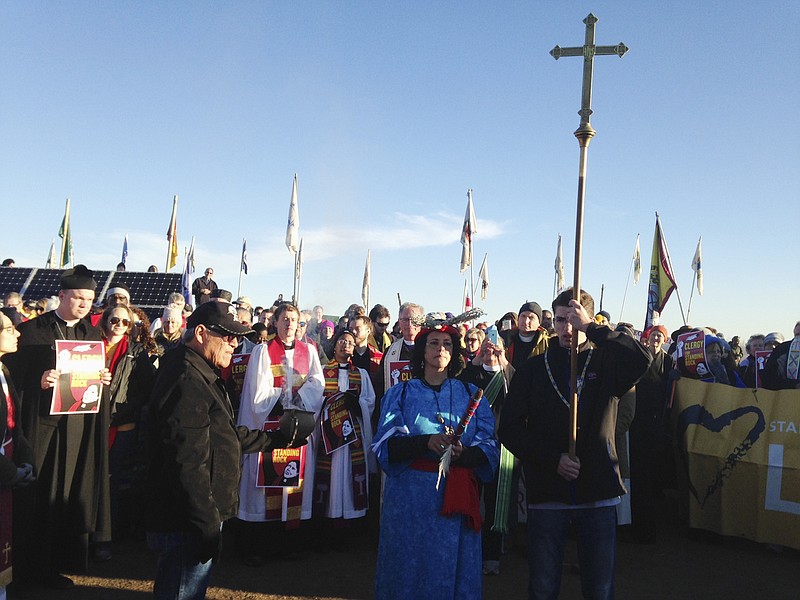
[54,309,80,327]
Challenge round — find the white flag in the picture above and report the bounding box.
[555,235,565,293]
[633,234,641,285]
[459,189,477,272]
[691,237,703,296]
[286,174,300,255]
[362,250,371,308]
[478,253,489,301]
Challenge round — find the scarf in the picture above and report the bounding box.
[314,362,367,517]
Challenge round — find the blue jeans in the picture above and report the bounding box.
[527,505,617,600]
[147,532,214,600]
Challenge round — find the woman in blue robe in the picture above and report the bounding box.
[372,325,499,600]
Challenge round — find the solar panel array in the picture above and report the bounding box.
[0,267,184,322]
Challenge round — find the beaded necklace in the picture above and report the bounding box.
[544,347,593,409]
[424,378,455,436]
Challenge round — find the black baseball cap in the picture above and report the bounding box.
[186,301,253,336]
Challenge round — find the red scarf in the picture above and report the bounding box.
[107,335,130,375]
[411,459,482,532]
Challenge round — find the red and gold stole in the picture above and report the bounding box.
[264,339,312,527]
[314,362,367,516]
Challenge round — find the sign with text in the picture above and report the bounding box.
[674,378,800,549]
[51,340,105,415]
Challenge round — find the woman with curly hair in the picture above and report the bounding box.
[372,324,499,600]
[99,304,155,554]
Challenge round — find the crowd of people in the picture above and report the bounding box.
[0,259,797,600]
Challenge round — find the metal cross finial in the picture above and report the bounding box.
[551,13,628,141]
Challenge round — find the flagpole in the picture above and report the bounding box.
[619,253,635,321]
[237,238,245,299]
[686,269,697,324]
[292,253,298,305]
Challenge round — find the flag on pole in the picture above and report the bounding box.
[241,239,248,275]
[121,234,129,267]
[555,234,565,293]
[166,195,179,271]
[362,250,371,308]
[45,239,57,268]
[182,236,195,304]
[645,214,679,329]
[286,174,300,255]
[295,238,304,282]
[478,253,489,301]
[58,198,73,268]
[459,189,477,272]
[462,279,470,311]
[691,237,703,296]
[633,234,641,285]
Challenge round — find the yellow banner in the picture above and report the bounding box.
[674,378,800,549]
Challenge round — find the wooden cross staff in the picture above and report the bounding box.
[551,14,628,459]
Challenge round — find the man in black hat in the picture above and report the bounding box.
[506,301,549,371]
[3,265,112,590]
[146,301,306,600]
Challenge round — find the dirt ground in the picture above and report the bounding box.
[9,494,799,599]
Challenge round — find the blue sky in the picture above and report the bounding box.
[1,2,797,340]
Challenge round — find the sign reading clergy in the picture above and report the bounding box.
[676,331,706,378]
[51,340,105,415]
[674,378,800,549]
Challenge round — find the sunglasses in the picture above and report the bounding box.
[207,328,243,345]
[375,322,390,328]
[109,317,131,326]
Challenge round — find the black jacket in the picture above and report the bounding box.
[146,344,288,551]
[2,310,110,576]
[108,339,155,427]
[498,324,651,505]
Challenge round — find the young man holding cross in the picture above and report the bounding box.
[498,288,650,599]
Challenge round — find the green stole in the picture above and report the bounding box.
[483,369,515,534]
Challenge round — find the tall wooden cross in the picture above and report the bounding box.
[551,14,628,459]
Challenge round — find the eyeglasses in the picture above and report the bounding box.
[337,339,355,347]
[207,328,242,345]
[375,321,390,328]
[109,317,131,326]
[298,321,307,327]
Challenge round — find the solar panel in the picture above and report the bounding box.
[0,267,184,322]
[0,268,33,299]
[109,271,183,308]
